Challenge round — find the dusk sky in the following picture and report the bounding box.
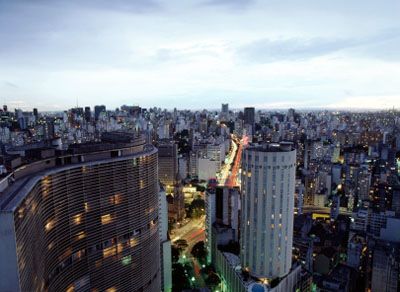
[0,0,399,111]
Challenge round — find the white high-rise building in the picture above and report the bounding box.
[240,142,296,280]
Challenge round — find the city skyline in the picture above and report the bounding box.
[1,0,400,111]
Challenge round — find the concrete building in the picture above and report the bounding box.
[243,107,255,134]
[158,140,178,188]
[0,133,162,292]
[371,242,399,292]
[198,157,219,181]
[240,142,296,280]
[206,186,241,263]
[94,105,106,121]
[159,186,172,292]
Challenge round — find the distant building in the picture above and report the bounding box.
[84,106,91,122]
[94,104,106,121]
[158,140,178,188]
[222,103,229,114]
[243,107,255,134]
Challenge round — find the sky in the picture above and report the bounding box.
[0,0,400,111]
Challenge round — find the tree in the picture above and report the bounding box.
[174,239,189,250]
[191,241,207,262]
[171,245,181,263]
[190,198,205,218]
[172,263,191,292]
[205,272,221,287]
[196,185,206,192]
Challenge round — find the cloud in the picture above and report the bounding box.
[238,38,352,63]
[237,29,400,63]
[201,0,254,9]
[3,81,19,88]
[0,0,162,14]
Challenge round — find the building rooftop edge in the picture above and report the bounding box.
[0,144,156,212]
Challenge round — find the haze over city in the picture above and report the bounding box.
[1,0,400,110]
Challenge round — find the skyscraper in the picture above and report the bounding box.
[94,105,106,121]
[84,106,91,122]
[240,142,296,280]
[157,140,178,188]
[0,133,162,292]
[221,103,229,114]
[33,108,38,121]
[243,107,255,134]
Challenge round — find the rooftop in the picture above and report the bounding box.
[0,133,151,212]
[246,141,295,153]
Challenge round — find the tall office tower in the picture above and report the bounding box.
[33,108,38,121]
[84,106,91,122]
[0,133,162,292]
[243,107,255,134]
[94,105,106,121]
[43,117,55,140]
[157,140,178,188]
[240,142,296,280]
[221,103,229,114]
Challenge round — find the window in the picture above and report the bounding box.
[103,246,116,258]
[72,213,82,225]
[101,214,112,224]
[45,219,55,231]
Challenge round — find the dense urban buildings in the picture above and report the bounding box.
[1,104,400,292]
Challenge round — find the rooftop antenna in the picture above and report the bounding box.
[76,97,79,108]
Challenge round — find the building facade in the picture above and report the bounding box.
[157,140,178,188]
[0,136,162,292]
[240,142,296,280]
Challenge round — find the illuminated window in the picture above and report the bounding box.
[45,219,55,231]
[66,285,74,292]
[101,214,112,224]
[109,194,122,205]
[105,288,117,292]
[18,208,24,219]
[129,238,138,247]
[84,202,89,212]
[95,259,102,268]
[72,214,82,225]
[76,231,86,240]
[122,255,132,266]
[31,201,37,213]
[117,243,123,253]
[103,246,116,258]
[48,242,54,250]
